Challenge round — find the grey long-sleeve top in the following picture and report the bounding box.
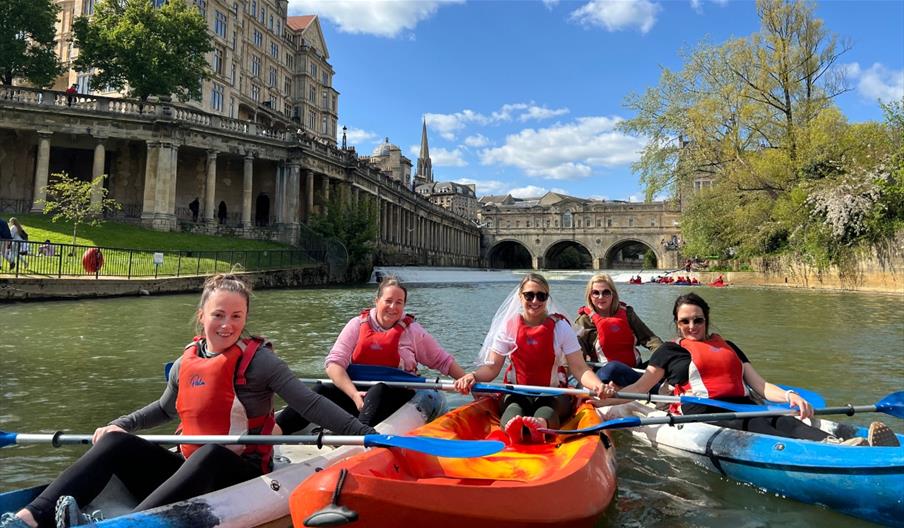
[110,340,376,436]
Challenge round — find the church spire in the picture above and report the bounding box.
[416,117,433,184]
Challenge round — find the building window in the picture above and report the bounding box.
[233,2,238,16]
[332,94,337,111]
[269,14,274,31]
[250,0,256,16]
[270,42,278,58]
[230,62,236,83]
[629,218,634,227]
[284,102,291,116]
[251,85,260,102]
[308,85,315,102]
[211,83,224,111]
[214,10,226,37]
[153,0,165,7]
[322,115,328,134]
[310,62,317,77]
[322,71,328,85]
[268,67,276,86]
[284,77,291,95]
[694,179,713,192]
[212,48,223,75]
[562,211,572,228]
[607,218,612,227]
[253,30,262,47]
[259,5,265,23]
[251,55,261,77]
[321,90,327,109]
[76,73,91,93]
[83,0,95,15]
[308,111,316,129]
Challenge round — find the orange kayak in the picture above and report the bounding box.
[289,398,617,528]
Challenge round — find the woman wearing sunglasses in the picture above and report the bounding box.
[574,273,662,388]
[454,273,604,443]
[594,293,898,445]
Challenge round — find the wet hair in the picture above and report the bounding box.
[198,273,253,313]
[584,273,620,316]
[519,272,550,294]
[672,292,710,335]
[375,275,407,303]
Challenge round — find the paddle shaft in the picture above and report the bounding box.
[610,404,884,429]
[9,433,382,447]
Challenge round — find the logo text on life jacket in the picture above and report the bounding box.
[190,374,206,387]
[609,324,621,332]
[526,338,538,346]
[369,343,382,350]
[709,346,721,352]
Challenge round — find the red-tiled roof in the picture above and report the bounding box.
[286,15,315,31]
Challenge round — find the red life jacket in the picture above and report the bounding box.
[176,337,275,473]
[350,309,415,368]
[672,334,748,407]
[504,314,568,387]
[578,303,638,367]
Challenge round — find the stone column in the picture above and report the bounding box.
[305,170,314,222]
[31,131,53,212]
[532,256,544,270]
[91,138,106,205]
[242,152,254,227]
[204,150,218,223]
[286,162,301,224]
[141,141,159,222]
[321,174,330,216]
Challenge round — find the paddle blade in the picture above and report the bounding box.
[876,391,904,419]
[0,431,17,448]
[346,365,426,383]
[363,434,504,458]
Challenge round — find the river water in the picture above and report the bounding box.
[1,269,902,526]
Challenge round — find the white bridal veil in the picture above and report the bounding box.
[476,282,568,366]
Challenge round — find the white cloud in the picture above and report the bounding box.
[569,0,661,34]
[289,0,463,38]
[848,62,904,103]
[464,134,490,147]
[430,147,468,167]
[543,0,560,8]
[479,116,646,180]
[426,102,570,140]
[589,194,610,201]
[457,178,507,195]
[509,185,550,199]
[340,125,378,145]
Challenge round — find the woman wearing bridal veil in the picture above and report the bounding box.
[454,273,605,443]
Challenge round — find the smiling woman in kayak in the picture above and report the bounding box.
[594,292,899,446]
[455,273,605,443]
[0,274,376,528]
[573,273,662,388]
[276,276,469,434]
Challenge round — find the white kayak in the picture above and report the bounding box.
[0,390,446,528]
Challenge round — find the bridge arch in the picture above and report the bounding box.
[603,238,659,269]
[488,239,534,269]
[542,239,593,270]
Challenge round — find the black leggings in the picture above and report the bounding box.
[276,382,414,433]
[499,394,573,430]
[25,432,261,528]
[683,403,830,441]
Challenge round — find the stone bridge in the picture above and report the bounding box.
[479,194,682,270]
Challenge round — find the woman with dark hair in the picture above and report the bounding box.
[594,292,898,446]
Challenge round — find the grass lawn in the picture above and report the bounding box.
[9,213,289,251]
[2,213,320,278]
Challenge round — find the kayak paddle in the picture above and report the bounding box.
[542,391,904,435]
[0,431,504,458]
[344,364,804,412]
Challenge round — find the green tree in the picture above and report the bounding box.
[71,0,213,101]
[309,197,379,273]
[39,172,122,247]
[0,0,63,86]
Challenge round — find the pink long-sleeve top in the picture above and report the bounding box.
[324,310,457,375]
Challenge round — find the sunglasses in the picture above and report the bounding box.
[677,317,706,326]
[590,289,613,298]
[521,291,548,302]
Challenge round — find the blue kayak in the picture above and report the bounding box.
[599,401,904,526]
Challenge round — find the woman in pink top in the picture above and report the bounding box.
[276,276,468,432]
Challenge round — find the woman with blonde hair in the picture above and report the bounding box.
[573,273,662,388]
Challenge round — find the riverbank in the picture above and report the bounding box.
[0,265,330,301]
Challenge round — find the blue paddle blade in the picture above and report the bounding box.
[347,364,426,383]
[777,384,826,409]
[876,391,904,419]
[363,434,504,458]
[0,431,17,448]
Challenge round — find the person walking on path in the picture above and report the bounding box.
[0,218,13,270]
[188,198,200,222]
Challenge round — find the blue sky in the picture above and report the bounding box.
[288,0,904,202]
